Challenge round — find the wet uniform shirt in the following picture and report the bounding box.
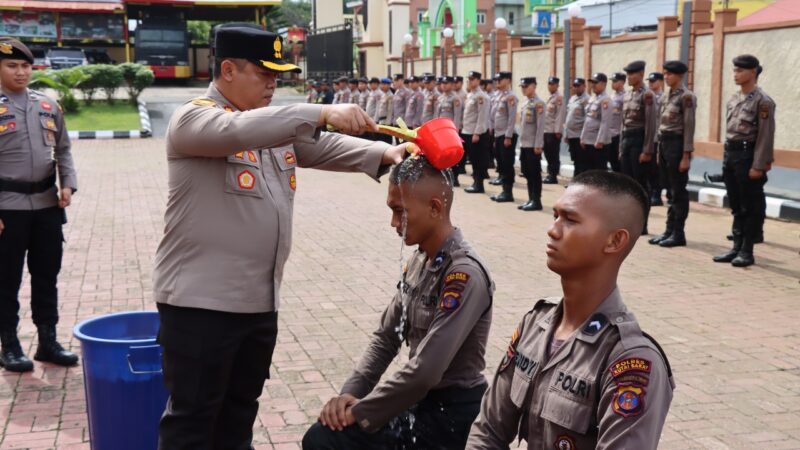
[659,87,697,152]
[519,95,546,149]
[153,83,390,314]
[467,288,675,449]
[0,88,76,210]
[622,86,658,154]
[725,87,776,170]
[564,92,589,140]
[543,91,565,135]
[341,229,494,433]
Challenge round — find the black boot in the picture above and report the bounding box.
[521,198,543,211]
[452,174,460,187]
[713,236,742,263]
[493,187,514,203]
[489,177,503,186]
[543,175,558,184]
[731,237,755,267]
[33,325,79,367]
[660,230,687,247]
[464,180,485,193]
[650,194,664,207]
[648,227,673,245]
[0,331,34,373]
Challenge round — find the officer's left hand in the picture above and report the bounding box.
[504,138,512,148]
[319,393,359,431]
[639,152,653,163]
[594,143,603,149]
[383,143,413,165]
[679,155,691,173]
[534,147,543,156]
[59,188,72,209]
[748,168,764,180]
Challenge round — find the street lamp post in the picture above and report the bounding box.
[490,18,507,78]
[441,27,453,76]
[403,33,413,77]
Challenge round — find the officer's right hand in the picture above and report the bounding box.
[319,393,358,431]
[320,105,378,135]
[472,134,479,144]
[0,219,4,237]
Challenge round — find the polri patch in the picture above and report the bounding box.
[554,435,576,450]
[609,357,651,378]
[439,291,461,312]
[612,384,645,418]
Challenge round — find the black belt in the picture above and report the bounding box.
[623,128,645,137]
[660,133,683,141]
[0,173,56,194]
[725,140,755,152]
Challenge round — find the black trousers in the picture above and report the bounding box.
[489,131,500,173]
[0,207,63,331]
[649,142,662,198]
[302,383,487,450]
[722,143,767,241]
[620,128,651,230]
[456,134,470,174]
[543,133,561,178]
[466,132,491,182]
[157,303,279,450]
[574,143,607,176]
[520,147,542,200]
[658,136,690,233]
[495,134,518,188]
[607,135,621,172]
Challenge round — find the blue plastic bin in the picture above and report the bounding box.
[73,311,168,450]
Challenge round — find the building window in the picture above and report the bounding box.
[417,9,427,24]
[508,11,515,26]
[477,10,486,25]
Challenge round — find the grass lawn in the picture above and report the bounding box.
[64,101,140,131]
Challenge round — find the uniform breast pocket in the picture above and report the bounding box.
[273,148,298,194]
[225,163,263,198]
[540,390,594,434]
[411,300,436,331]
[525,110,534,123]
[510,369,532,408]
[0,119,17,138]
[625,103,641,120]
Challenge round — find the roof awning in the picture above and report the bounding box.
[0,1,124,13]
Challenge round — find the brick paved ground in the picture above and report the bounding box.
[1,129,799,449]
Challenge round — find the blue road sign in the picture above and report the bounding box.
[536,11,552,34]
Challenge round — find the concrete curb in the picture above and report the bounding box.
[538,161,799,222]
[68,99,152,140]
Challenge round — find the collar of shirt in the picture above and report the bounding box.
[425,228,464,273]
[206,82,239,112]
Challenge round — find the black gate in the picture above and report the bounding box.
[307,23,353,81]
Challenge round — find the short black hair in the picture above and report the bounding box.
[389,155,453,186]
[571,170,648,223]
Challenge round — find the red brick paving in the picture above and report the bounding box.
[0,135,798,449]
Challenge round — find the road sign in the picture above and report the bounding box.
[535,11,552,35]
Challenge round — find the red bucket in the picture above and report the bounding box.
[414,118,464,171]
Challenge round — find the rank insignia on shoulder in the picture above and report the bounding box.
[439,290,461,312]
[609,357,651,378]
[234,152,245,160]
[192,98,217,107]
[582,313,607,335]
[224,105,234,112]
[554,435,576,450]
[612,384,645,417]
[507,97,516,106]
[760,103,770,119]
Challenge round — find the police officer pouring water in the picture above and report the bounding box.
[649,61,696,248]
[153,27,407,449]
[713,55,775,268]
[0,38,79,372]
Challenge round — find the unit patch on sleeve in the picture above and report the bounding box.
[609,357,651,378]
[760,103,770,120]
[498,327,520,372]
[612,384,646,418]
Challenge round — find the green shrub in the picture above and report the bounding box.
[76,65,101,105]
[119,63,155,104]
[93,64,124,104]
[29,68,89,113]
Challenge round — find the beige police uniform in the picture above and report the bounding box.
[436,91,464,130]
[377,89,394,126]
[467,288,674,449]
[391,86,411,126]
[422,88,439,123]
[564,92,589,140]
[152,83,390,313]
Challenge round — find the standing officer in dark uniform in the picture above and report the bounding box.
[303,156,493,450]
[153,27,407,449]
[713,55,775,267]
[542,77,564,184]
[517,77,546,211]
[491,71,518,203]
[620,60,658,234]
[0,38,79,372]
[649,61,696,248]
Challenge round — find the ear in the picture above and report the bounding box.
[220,59,237,82]
[603,228,630,255]
[429,196,445,219]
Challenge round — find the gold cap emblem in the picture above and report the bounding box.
[0,43,13,55]
[273,37,282,59]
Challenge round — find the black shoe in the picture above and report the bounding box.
[731,252,755,267]
[0,332,34,373]
[755,232,764,244]
[33,325,79,367]
[641,227,649,236]
[464,184,485,194]
[659,233,687,248]
[521,199,543,211]
[714,236,742,263]
[726,234,733,241]
[543,175,558,184]
[650,196,664,207]
[517,201,530,210]
[648,233,671,245]
[489,177,503,186]
[493,191,514,203]
[453,178,460,187]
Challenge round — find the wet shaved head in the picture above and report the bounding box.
[389,155,454,214]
